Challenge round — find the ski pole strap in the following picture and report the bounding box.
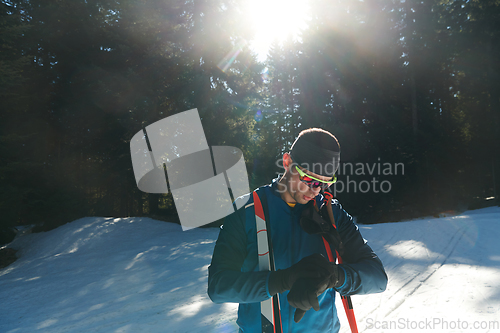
[252,190,283,333]
[322,192,359,333]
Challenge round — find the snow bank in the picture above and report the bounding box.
[345,206,500,332]
[0,217,237,333]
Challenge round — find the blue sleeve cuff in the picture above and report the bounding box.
[265,271,272,298]
[336,265,347,290]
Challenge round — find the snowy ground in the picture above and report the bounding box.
[1,207,499,333]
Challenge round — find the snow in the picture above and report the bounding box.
[1,208,499,333]
[340,206,500,332]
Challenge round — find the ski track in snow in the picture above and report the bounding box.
[1,208,499,333]
[338,207,500,333]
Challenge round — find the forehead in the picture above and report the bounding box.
[297,165,331,182]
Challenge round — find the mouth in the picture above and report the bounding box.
[303,195,313,201]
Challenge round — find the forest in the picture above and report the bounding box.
[1,0,499,241]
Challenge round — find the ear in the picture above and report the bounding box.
[283,153,292,170]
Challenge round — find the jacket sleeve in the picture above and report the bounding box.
[207,198,271,304]
[332,201,388,296]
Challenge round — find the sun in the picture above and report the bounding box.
[245,0,310,61]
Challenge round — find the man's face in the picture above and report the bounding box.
[282,154,333,204]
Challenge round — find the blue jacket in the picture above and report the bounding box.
[208,179,387,332]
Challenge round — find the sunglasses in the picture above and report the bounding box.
[295,165,337,190]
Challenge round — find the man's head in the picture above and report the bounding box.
[278,128,340,204]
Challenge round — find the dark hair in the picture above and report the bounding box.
[293,128,340,153]
[289,128,341,177]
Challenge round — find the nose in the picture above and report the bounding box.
[309,186,321,196]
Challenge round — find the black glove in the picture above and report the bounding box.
[287,263,345,323]
[268,253,333,295]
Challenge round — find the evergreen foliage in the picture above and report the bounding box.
[1,0,499,238]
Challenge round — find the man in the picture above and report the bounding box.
[208,128,387,332]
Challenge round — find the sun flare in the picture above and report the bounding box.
[245,0,310,61]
